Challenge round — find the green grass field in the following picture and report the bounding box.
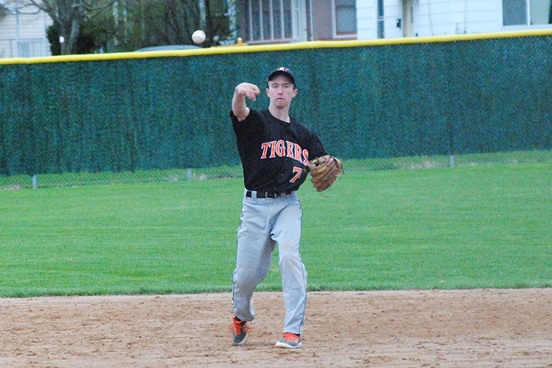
[0,162,550,297]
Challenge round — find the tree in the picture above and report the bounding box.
[4,0,238,54]
[47,13,116,55]
[7,0,116,55]
[204,0,236,47]
[114,0,238,51]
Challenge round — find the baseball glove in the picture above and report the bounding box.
[306,155,343,192]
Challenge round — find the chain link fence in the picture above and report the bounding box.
[1,32,551,189]
[2,150,550,190]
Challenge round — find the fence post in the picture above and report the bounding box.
[449,155,456,168]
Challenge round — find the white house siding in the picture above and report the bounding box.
[0,6,52,58]
[384,0,404,38]
[356,0,528,40]
[356,0,377,39]
[411,0,501,37]
[464,0,503,33]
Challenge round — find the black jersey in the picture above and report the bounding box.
[230,109,326,192]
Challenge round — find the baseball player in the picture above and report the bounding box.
[229,67,328,349]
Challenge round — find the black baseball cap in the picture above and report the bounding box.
[267,67,296,86]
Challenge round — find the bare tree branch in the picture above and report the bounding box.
[14,0,115,54]
[3,0,239,54]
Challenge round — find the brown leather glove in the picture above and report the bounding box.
[305,155,343,192]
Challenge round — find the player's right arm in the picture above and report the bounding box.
[232,83,260,121]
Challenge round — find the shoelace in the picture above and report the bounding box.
[281,332,300,343]
[231,320,250,334]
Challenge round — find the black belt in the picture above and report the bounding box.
[246,190,293,199]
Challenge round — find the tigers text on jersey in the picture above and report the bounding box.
[230,109,326,193]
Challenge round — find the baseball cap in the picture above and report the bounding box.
[267,67,296,86]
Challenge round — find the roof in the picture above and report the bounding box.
[135,45,201,52]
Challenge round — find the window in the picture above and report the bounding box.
[503,0,552,25]
[377,0,384,38]
[17,39,44,58]
[335,0,357,35]
[247,0,293,42]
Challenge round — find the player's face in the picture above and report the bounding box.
[266,75,297,108]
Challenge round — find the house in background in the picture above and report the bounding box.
[0,0,51,58]
[359,0,552,39]
[234,0,358,43]
[1,0,551,59]
[235,0,552,44]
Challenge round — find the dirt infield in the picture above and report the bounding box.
[1,289,551,367]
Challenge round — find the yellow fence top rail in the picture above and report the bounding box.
[1,29,552,65]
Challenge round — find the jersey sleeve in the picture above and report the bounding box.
[300,125,327,161]
[230,109,263,137]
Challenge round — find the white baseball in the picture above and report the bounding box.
[192,30,206,44]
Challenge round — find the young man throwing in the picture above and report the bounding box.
[229,67,328,349]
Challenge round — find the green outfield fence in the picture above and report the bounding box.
[1,30,551,189]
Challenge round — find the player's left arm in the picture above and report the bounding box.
[305,134,327,163]
[302,131,343,191]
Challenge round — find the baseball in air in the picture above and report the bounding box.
[192,30,206,44]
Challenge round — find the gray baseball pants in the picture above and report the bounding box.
[232,190,307,335]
